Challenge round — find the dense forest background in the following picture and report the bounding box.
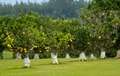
[0,0,87,19]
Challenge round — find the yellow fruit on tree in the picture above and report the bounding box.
[24,50,27,53]
[87,42,90,44]
[7,44,11,48]
[68,45,70,47]
[66,36,68,39]
[102,13,104,16]
[20,50,22,52]
[11,38,14,42]
[24,48,27,51]
[70,39,72,42]
[8,37,11,40]
[46,50,49,52]
[98,36,102,39]
[42,32,45,35]
[92,24,94,26]
[89,34,92,36]
[34,46,37,48]
[84,15,86,18]
[22,32,25,34]
[7,36,10,38]
[112,40,116,43]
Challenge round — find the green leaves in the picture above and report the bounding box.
[78,1,120,52]
[2,7,120,55]
[88,0,120,11]
[73,26,90,50]
[1,11,76,53]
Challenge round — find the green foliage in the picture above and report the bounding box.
[73,26,90,50]
[1,7,120,58]
[77,0,120,56]
[106,49,117,57]
[1,0,120,59]
[0,16,14,57]
[88,0,120,11]
[0,11,76,58]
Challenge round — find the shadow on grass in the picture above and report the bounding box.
[68,58,99,62]
[7,62,66,70]
[69,59,80,62]
[7,66,35,70]
[32,61,67,67]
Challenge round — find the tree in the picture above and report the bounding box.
[73,25,90,61]
[0,16,14,59]
[46,18,74,64]
[4,11,48,67]
[87,0,120,58]
[109,11,120,58]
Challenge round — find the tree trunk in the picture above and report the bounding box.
[79,51,87,61]
[34,53,39,59]
[51,53,59,64]
[24,53,30,67]
[16,52,22,59]
[115,50,120,58]
[90,53,96,59]
[100,48,106,59]
[65,53,71,58]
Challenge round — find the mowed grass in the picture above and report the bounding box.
[0,51,120,76]
[2,51,13,59]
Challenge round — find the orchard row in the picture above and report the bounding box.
[0,10,120,66]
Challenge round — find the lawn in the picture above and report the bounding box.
[0,51,120,76]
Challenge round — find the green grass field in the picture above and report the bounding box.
[0,51,120,76]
